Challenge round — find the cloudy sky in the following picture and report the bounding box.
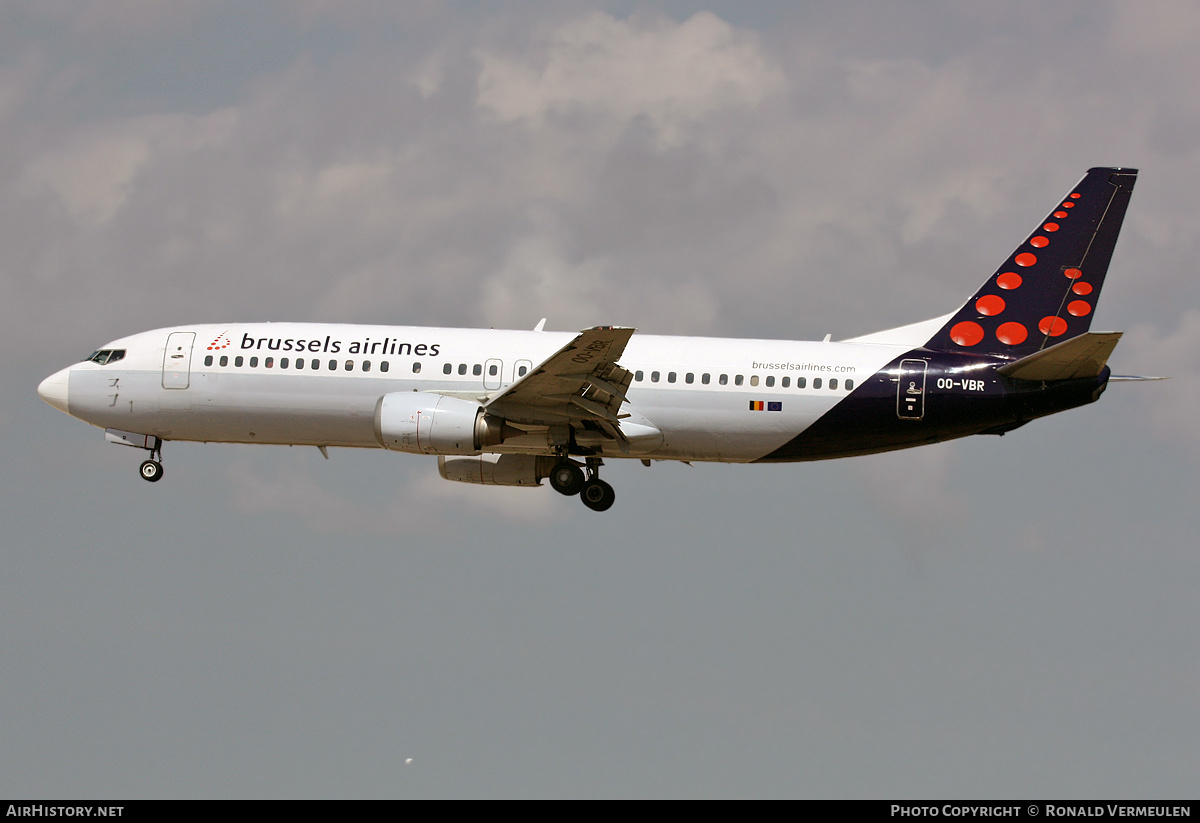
[5,0,1200,798]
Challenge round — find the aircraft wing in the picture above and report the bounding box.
[484,326,635,429]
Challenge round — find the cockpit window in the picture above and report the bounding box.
[84,349,126,365]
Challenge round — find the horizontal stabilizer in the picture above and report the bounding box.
[996,332,1122,381]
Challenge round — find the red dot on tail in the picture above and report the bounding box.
[1015,253,1037,267]
[1064,268,1083,279]
[1062,202,1075,208]
[1043,223,1059,232]
[1054,211,1068,218]
[950,321,984,346]
[1030,236,1049,248]
[1072,281,1093,295]
[1070,192,1081,198]
[1068,300,1091,317]
[997,272,1022,289]
[975,295,1005,316]
[1039,316,1068,336]
[996,322,1028,345]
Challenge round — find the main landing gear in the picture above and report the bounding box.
[549,456,615,512]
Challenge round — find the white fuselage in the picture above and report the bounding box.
[46,323,908,463]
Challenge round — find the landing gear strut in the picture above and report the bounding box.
[579,457,616,512]
[138,439,164,482]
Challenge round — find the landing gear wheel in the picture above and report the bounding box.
[549,461,585,496]
[139,459,164,482]
[579,478,615,512]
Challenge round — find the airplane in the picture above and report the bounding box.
[39,167,1142,512]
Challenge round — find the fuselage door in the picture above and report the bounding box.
[897,359,927,420]
[484,358,503,391]
[162,332,196,389]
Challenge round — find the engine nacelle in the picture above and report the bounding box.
[374,392,512,455]
[438,453,557,486]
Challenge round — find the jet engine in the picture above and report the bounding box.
[374,392,514,455]
[438,453,557,486]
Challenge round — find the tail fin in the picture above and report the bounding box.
[924,167,1137,357]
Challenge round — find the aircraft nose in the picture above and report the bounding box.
[38,366,71,414]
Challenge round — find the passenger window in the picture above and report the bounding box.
[702,373,710,385]
[473,364,482,376]
[845,379,854,390]
[814,377,822,389]
[281,358,290,369]
[796,377,806,388]
[735,375,744,386]
[458,364,467,375]
[363,361,371,372]
[295,358,304,369]
[719,374,728,385]
[829,378,837,390]
[204,355,213,366]
[235,356,244,367]
[250,357,259,368]
[635,371,644,382]
[651,371,660,383]
[345,360,354,371]
[219,355,228,367]
[311,359,319,370]
[489,364,498,376]
[749,375,759,387]
[765,375,774,387]
[782,376,790,388]
[685,373,694,384]
[667,372,676,383]
[265,357,274,368]
[518,365,529,377]
[443,363,452,374]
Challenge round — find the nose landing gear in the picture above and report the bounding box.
[549,456,615,511]
[136,437,164,482]
[139,458,164,482]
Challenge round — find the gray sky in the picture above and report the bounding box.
[4,0,1199,798]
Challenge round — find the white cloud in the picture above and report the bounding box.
[476,11,786,146]
[19,109,237,224]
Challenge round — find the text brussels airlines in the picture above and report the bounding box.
[238,333,441,357]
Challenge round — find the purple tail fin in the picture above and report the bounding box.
[924,167,1137,357]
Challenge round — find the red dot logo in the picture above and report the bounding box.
[1030,236,1049,248]
[1072,281,1093,295]
[1064,268,1083,279]
[1015,253,1037,267]
[996,322,1028,345]
[1062,202,1075,208]
[1043,223,1059,232]
[950,321,984,346]
[1070,192,1081,199]
[1054,211,1068,218]
[997,272,1022,290]
[975,294,1006,316]
[1068,300,1092,317]
[1039,316,1068,336]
